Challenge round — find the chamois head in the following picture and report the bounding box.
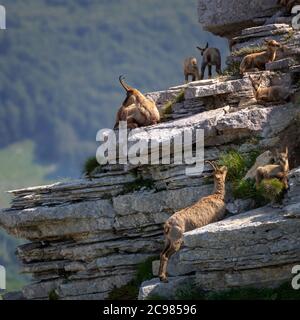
[249,75,262,91]
[205,161,228,195]
[275,147,289,164]
[197,42,209,56]
[264,39,282,49]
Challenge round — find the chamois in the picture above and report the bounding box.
[184,57,201,83]
[240,40,282,75]
[249,75,290,103]
[159,161,228,283]
[114,76,160,129]
[256,147,289,190]
[197,43,222,80]
[278,0,300,13]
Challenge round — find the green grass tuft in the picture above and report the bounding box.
[218,150,247,182]
[222,61,241,77]
[82,156,100,176]
[257,178,285,204]
[160,90,185,117]
[174,90,185,104]
[232,179,257,200]
[231,45,266,57]
[48,289,59,300]
[123,178,155,194]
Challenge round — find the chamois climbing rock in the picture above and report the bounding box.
[159,162,227,282]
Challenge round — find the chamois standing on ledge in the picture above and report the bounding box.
[159,161,228,283]
[249,75,291,103]
[114,76,160,129]
[278,0,300,13]
[240,40,282,75]
[256,147,290,190]
[183,57,201,83]
[197,43,222,80]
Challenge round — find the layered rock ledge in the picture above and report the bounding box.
[1,1,300,300]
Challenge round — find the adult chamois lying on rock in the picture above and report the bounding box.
[114,76,160,129]
[240,40,282,75]
[183,57,201,83]
[197,43,222,80]
[249,75,291,103]
[159,161,228,283]
[256,147,290,190]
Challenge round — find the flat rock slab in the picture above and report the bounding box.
[198,0,278,37]
[138,276,195,300]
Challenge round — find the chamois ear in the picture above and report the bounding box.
[196,46,203,51]
[285,146,289,155]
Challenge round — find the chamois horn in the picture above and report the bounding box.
[205,160,218,171]
[119,75,132,92]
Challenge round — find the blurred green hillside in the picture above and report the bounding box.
[0,141,55,293]
[0,0,228,177]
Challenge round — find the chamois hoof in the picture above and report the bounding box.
[159,275,169,283]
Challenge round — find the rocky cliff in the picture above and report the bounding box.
[1,1,300,300]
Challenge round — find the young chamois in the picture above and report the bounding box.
[114,76,160,129]
[278,0,300,13]
[184,57,201,83]
[159,161,228,283]
[256,147,290,190]
[240,40,282,75]
[197,43,222,80]
[249,75,290,103]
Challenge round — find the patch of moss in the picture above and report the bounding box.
[222,61,240,77]
[174,90,185,104]
[83,156,100,176]
[160,90,185,117]
[283,29,295,42]
[123,177,155,194]
[48,289,59,300]
[107,256,158,300]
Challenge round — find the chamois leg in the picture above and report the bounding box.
[216,64,222,76]
[159,239,171,282]
[208,65,212,79]
[185,73,189,84]
[159,239,183,283]
[201,63,206,80]
[192,75,196,82]
[127,118,139,129]
[159,225,183,282]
